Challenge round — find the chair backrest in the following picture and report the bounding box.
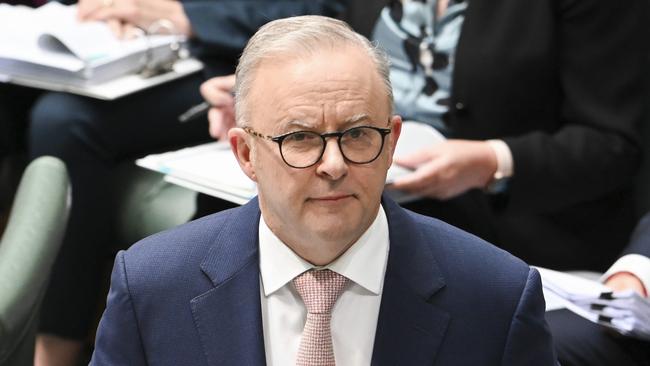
[0,156,70,366]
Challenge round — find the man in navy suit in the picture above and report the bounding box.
[91,16,556,365]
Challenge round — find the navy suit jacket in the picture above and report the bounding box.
[91,197,556,365]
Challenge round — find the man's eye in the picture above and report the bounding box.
[291,133,307,141]
[347,128,367,139]
[287,132,316,142]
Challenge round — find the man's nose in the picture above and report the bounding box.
[316,139,348,180]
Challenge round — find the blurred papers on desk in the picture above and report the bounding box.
[537,266,650,341]
[0,2,203,99]
[136,122,446,205]
[137,142,256,205]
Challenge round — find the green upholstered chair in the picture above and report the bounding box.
[113,164,196,248]
[0,156,70,366]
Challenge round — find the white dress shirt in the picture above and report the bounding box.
[259,206,390,366]
[601,254,650,295]
[486,139,514,178]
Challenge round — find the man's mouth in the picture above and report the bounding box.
[309,193,355,202]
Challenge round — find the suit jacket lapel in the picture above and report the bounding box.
[372,197,450,365]
[190,198,266,366]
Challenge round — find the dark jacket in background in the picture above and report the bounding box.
[436,0,646,270]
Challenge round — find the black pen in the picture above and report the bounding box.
[178,101,210,123]
[178,90,236,123]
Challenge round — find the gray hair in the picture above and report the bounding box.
[234,15,393,125]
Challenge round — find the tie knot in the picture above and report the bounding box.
[293,269,349,314]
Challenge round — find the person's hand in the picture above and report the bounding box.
[605,272,647,297]
[77,0,192,37]
[389,140,497,200]
[200,75,236,141]
[104,18,141,39]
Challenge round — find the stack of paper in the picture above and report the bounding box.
[136,121,446,205]
[0,3,203,99]
[137,142,256,205]
[537,267,650,341]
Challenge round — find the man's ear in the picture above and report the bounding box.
[387,115,402,164]
[229,128,257,182]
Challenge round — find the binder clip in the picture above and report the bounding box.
[138,19,187,78]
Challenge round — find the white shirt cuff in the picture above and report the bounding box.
[486,139,514,178]
[600,254,650,294]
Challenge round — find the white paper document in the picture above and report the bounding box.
[136,121,445,205]
[5,58,204,100]
[137,142,256,205]
[537,266,650,341]
[0,3,203,99]
[386,121,445,184]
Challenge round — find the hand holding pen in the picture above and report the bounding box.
[179,74,236,141]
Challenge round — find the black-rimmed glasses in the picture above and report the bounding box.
[244,124,392,169]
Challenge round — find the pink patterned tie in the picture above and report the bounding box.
[293,269,349,366]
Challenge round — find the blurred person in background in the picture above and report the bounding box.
[374,0,648,271]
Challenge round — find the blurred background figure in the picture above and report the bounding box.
[372,0,648,271]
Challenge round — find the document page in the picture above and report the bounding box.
[0,4,84,71]
[0,3,179,73]
[385,121,445,184]
[137,142,257,204]
[537,266,650,340]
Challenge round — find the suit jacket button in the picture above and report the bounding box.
[455,102,465,110]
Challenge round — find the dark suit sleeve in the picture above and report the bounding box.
[503,0,647,212]
[90,251,148,366]
[184,0,348,59]
[501,268,557,366]
[623,213,650,258]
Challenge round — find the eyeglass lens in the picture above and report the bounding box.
[280,126,385,168]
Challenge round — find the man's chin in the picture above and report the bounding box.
[306,217,365,242]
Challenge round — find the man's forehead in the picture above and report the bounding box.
[278,113,373,130]
[251,46,378,88]
[261,100,388,134]
[247,47,389,129]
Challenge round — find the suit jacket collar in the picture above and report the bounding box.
[191,197,266,366]
[371,197,449,365]
[191,196,449,365]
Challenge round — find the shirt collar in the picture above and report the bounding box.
[259,205,390,296]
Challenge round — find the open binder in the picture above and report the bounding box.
[0,3,203,100]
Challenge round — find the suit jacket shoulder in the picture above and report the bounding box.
[375,197,556,365]
[92,199,264,366]
[124,205,237,286]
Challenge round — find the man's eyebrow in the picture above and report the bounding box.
[343,113,371,126]
[277,114,372,133]
[282,119,317,131]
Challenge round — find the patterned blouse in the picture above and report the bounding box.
[373,0,467,136]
